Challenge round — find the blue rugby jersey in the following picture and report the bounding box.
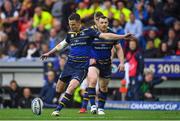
[65,28,101,69]
[90,27,118,64]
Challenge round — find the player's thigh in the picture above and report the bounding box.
[56,79,66,93]
[99,77,110,92]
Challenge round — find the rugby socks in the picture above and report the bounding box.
[81,88,89,109]
[98,89,107,109]
[55,93,72,111]
[88,87,96,106]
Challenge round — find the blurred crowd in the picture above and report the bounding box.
[0,0,179,61]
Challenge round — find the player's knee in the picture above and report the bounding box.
[100,86,108,92]
[56,80,65,93]
[56,86,63,93]
[87,74,98,85]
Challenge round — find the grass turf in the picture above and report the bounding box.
[0,108,180,120]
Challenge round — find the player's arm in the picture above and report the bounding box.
[115,44,125,71]
[99,33,132,40]
[40,39,68,60]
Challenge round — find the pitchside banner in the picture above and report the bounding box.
[105,101,180,111]
[112,58,180,78]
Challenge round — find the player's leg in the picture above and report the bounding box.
[97,65,111,115]
[79,78,89,113]
[97,77,109,115]
[52,79,80,116]
[87,66,99,114]
[52,67,87,116]
[55,80,66,103]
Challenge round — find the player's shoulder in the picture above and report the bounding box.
[90,25,98,30]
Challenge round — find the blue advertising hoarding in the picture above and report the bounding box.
[105,101,180,111]
[112,58,180,78]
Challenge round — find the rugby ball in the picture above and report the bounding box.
[31,98,43,115]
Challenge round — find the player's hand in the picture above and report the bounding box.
[124,33,136,40]
[118,63,124,72]
[40,53,50,60]
[124,33,132,39]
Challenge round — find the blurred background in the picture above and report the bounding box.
[0,0,179,109]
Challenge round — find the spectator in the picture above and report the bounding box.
[173,20,180,39]
[12,0,21,11]
[100,0,116,21]
[144,39,157,58]
[112,19,124,35]
[0,48,8,60]
[52,19,66,41]
[51,0,64,20]
[36,24,49,42]
[139,69,167,101]
[163,0,179,26]
[125,13,143,39]
[18,88,34,108]
[25,42,40,59]
[146,29,161,49]
[7,44,19,58]
[88,0,102,15]
[165,28,177,51]
[0,0,19,28]
[26,20,36,42]
[40,43,49,55]
[119,13,126,28]
[176,41,180,56]
[3,23,19,45]
[133,2,148,23]
[114,1,131,22]
[61,1,76,31]
[42,0,55,12]
[0,30,8,52]
[7,80,21,108]
[125,38,144,100]
[19,0,35,18]
[76,1,89,19]
[144,3,158,31]
[157,42,173,58]
[58,54,67,73]
[33,6,53,30]
[48,28,58,50]
[40,70,56,105]
[33,32,44,49]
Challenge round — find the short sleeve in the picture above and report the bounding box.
[1,13,5,19]
[13,11,19,17]
[85,28,101,38]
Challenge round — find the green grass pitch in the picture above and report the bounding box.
[0,109,180,120]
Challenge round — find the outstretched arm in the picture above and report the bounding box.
[99,33,132,40]
[40,39,68,60]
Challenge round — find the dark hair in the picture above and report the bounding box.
[10,80,17,85]
[94,11,104,18]
[99,16,108,20]
[68,13,81,21]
